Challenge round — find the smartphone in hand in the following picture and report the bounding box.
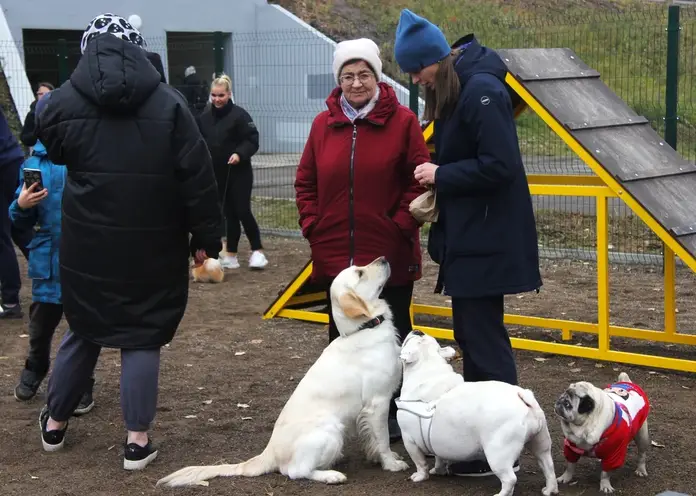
[23,168,44,191]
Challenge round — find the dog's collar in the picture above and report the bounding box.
[358,315,385,330]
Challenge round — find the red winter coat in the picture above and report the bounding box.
[295,82,430,287]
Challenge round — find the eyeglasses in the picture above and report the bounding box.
[339,72,374,86]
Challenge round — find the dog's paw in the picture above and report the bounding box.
[429,465,447,476]
[599,479,615,493]
[382,459,409,472]
[410,471,429,482]
[314,470,347,484]
[635,465,648,477]
[542,484,560,495]
[557,472,574,484]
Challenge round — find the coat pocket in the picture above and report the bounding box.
[444,198,505,256]
[26,234,52,280]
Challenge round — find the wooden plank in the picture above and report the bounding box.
[623,175,696,235]
[573,123,696,182]
[675,233,696,260]
[564,115,649,131]
[523,78,643,133]
[498,48,600,81]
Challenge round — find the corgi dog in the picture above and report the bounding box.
[191,257,224,283]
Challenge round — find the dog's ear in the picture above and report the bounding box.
[438,346,456,361]
[399,348,418,364]
[578,394,595,415]
[338,290,370,319]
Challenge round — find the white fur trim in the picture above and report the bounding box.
[332,38,383,85]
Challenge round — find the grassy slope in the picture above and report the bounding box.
[273,0,695,159]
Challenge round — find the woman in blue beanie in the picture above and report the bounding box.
[394,9,542,477]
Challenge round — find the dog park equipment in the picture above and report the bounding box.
[263,47,696,374]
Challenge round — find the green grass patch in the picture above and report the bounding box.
[280,0,696,160]
[251,196,664,254]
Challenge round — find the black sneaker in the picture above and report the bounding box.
[123,439,159,471]
[39,405,68,452]
[450,459,520,477]
[73,378,95,416]
[388,417,402,444]
[0,304,23,319]
[14,367,46,401]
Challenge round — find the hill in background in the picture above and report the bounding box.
[272,0,695,159]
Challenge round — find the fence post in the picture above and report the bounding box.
[663,5,680,278]
[665,4,680,150]
[57,38,68,85]
[213,31,224,77]
[409,80,419,117]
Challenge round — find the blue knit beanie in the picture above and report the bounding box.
[394,9,451,74]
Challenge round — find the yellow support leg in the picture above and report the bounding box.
[664,244,677,335]
[597,195,610,354]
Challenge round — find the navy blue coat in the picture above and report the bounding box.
[428,35,542,298]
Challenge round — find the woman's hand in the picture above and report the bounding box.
[414,162,439,185]
[17,182,48,210]
[193,249,208,265]
[228,153,241,165]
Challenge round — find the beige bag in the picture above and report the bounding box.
[409,187,438,223]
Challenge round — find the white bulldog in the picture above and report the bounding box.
[396,330,559,496]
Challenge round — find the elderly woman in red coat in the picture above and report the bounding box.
[294,37,431,441]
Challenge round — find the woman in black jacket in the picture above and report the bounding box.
[20,82,54,148]
[197,74,268,270]
[34,13,222,470]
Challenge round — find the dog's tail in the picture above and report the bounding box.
[156,449,276,488]
[618,371,632,383]
[517,389,541,411]
[517,389,547,430]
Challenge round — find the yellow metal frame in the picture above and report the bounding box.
[263,70,696,374]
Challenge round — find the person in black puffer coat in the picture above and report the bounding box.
[34,13,222,470]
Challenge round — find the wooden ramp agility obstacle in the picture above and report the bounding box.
[263,48,696,374]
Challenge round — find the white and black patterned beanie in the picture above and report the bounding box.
[80,13,146,54]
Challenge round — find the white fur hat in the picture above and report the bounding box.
[332,38,383,85]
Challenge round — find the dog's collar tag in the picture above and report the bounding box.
[358,314,385,330]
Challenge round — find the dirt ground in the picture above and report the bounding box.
[2,235,696,496]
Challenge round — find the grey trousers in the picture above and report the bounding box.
[47,329,161,431]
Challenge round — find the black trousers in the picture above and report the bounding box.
[217,164,262,253]
[325,281,414,418]
[25,302,64,375]
[0,158,23,305]
[451,295,518,385]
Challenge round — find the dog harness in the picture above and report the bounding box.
[563,382,650,471]
[395,398,437,456]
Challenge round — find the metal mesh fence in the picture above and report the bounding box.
[4,5,695,264]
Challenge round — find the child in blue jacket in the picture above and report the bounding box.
[9,140,95,414]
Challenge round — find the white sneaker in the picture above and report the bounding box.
[249,251,268,270]
[220,255,240,269]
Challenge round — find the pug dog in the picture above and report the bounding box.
[554,371,651,493]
